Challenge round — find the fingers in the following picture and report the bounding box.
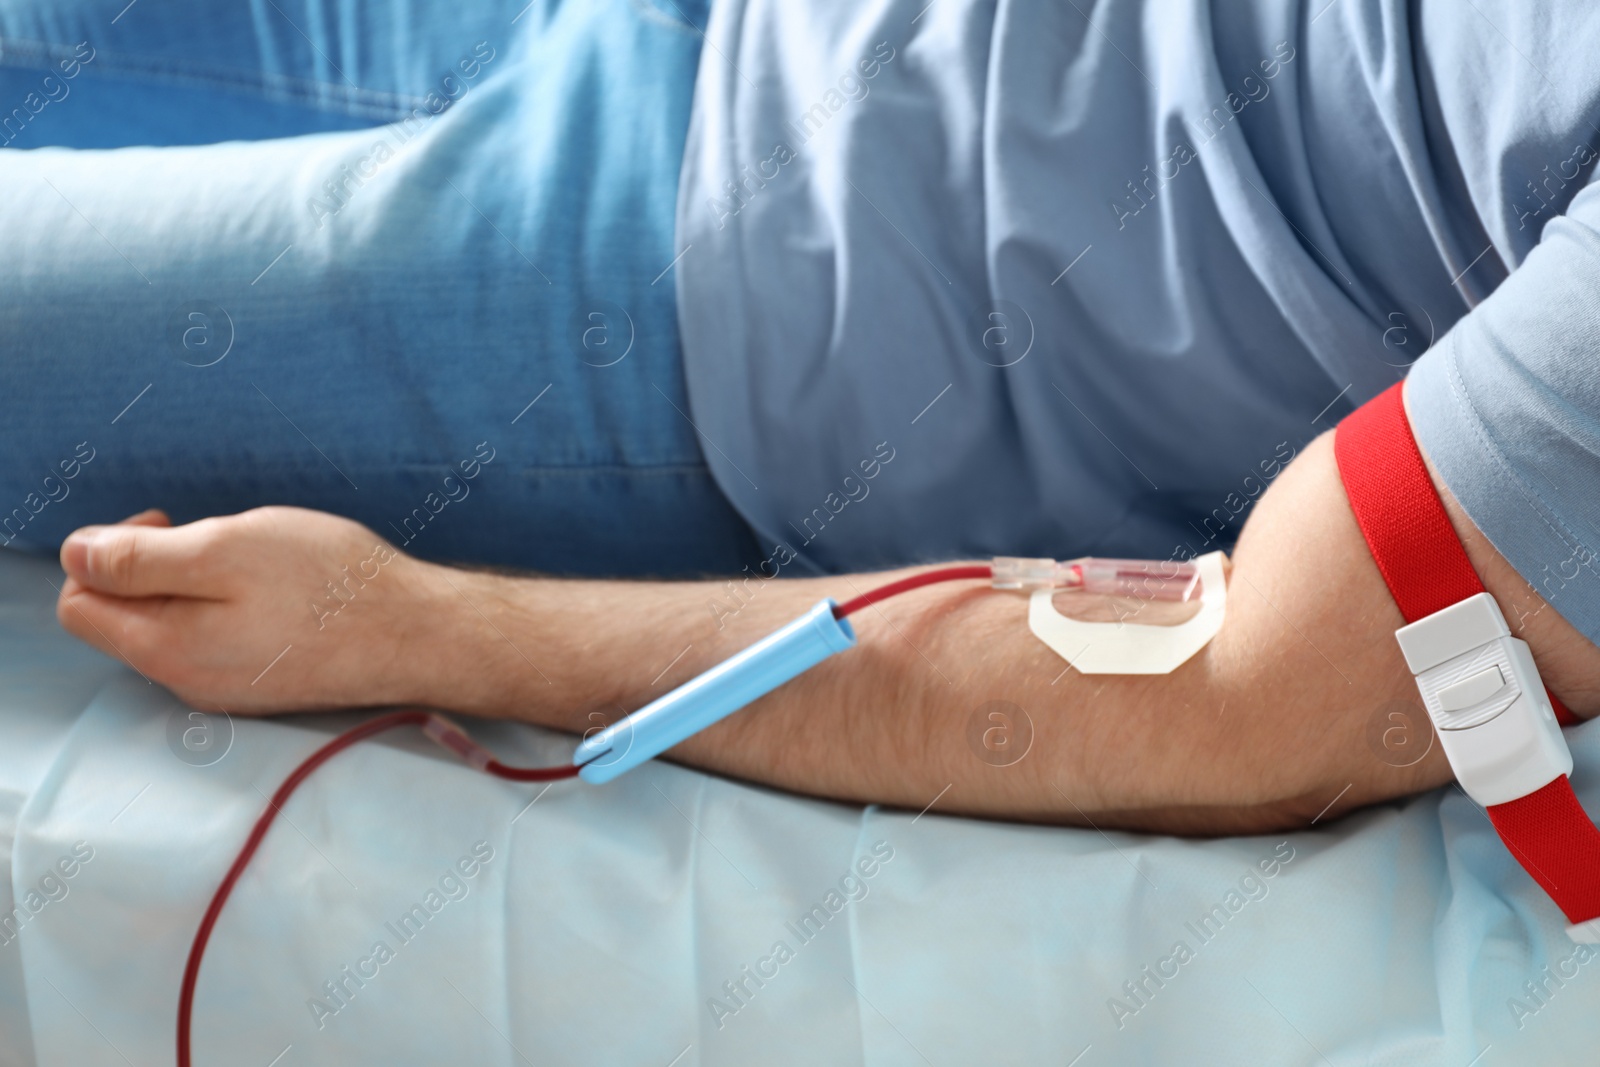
[54,582,172,669]
[121,508,173,528]
[60,515,222,598]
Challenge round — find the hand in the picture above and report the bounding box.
[56,506,440,713]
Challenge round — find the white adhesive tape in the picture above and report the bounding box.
[1027,551,1228,674]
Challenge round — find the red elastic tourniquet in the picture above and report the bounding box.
[1336,381,1600,926]
[1335,383,1577,727]
[1486,776,1600,925]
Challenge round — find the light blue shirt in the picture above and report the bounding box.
[675,0,1600,644]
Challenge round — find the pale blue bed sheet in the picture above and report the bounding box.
[1,547,1597,1065]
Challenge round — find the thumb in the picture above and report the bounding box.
[56,509,174,600]
[60,517,219,598]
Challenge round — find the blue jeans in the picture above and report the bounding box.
[0,0,763,577]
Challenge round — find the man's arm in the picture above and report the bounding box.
[53,429,1600,835]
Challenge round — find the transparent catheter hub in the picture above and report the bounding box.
[989,556,1200,601]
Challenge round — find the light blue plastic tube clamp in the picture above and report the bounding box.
[574,598,856,784]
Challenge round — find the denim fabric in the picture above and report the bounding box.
[0,0,760,578]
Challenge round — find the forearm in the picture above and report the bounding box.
[418,560,1093,821]
[403,434,1451,833]
[418,570,1353,835]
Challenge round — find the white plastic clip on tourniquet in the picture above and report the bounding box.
[1395,592,1571,808]
[1023,551,1229,674]
[573,599,856,784]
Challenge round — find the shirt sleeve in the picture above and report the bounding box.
[1406,177,1600,645]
